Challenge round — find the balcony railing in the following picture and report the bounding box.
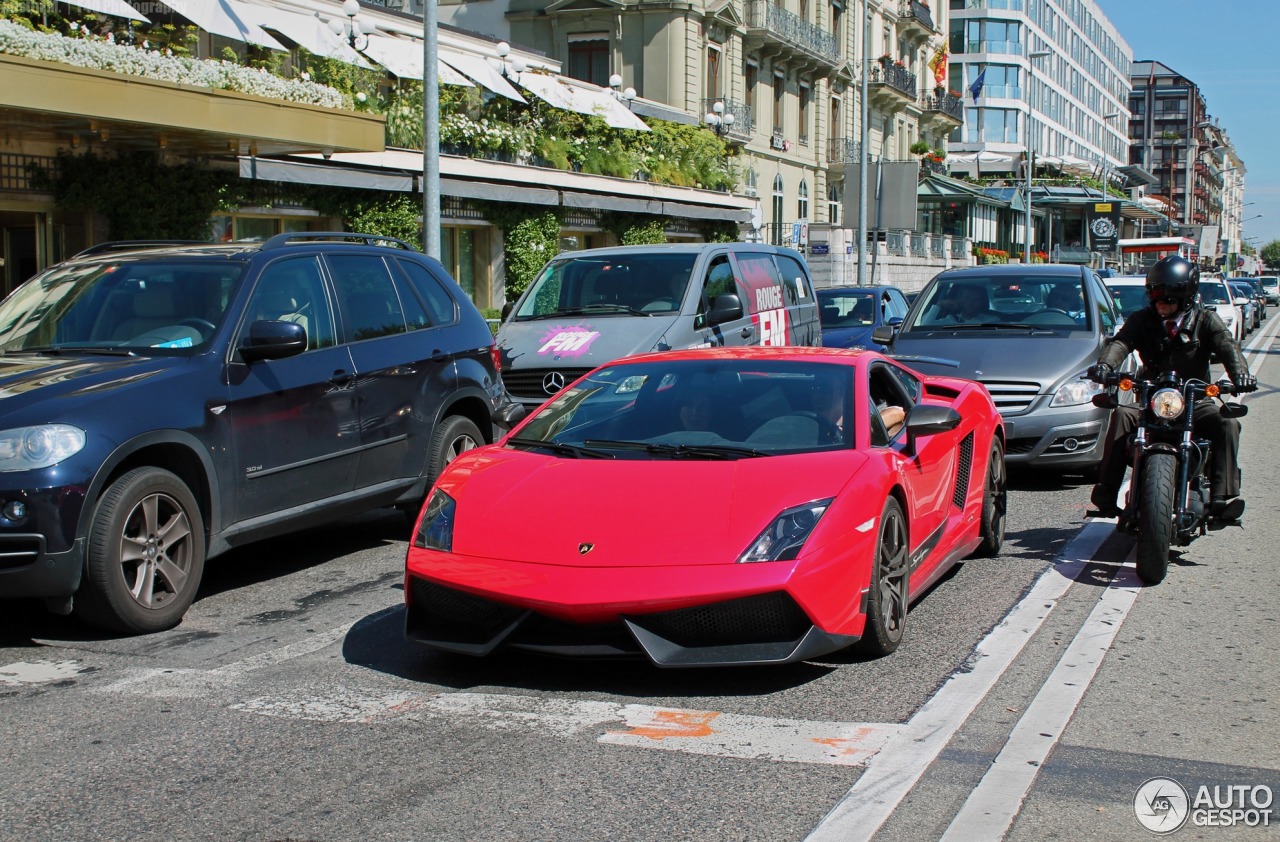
[825,137,863,165]
[699,98,754,139]
[744,1,840,69]
[921,159,948,177]
[899,1,936,34]
[931,236,946,258]
[887,231,907,256]
[910,233,928,256]
[923,91,964,122]
[965,40,1024,56]
[951,236,969,258]
[870,62,918,100]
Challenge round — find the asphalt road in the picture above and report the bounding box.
[2,317,1278,842]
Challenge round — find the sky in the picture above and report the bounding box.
[1094,0,1280,252]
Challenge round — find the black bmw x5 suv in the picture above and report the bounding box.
[0,233,509,633]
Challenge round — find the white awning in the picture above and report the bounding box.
[518,74,650,131]
[60,0,148,22]
[438,47,526,102]
[229,0,372,69]
[240,157,414,192]
[358,35,472,86]
[154,0,286,50]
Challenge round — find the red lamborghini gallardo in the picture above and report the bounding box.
[404,347,1005,667]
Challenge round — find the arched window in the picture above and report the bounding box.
[798,179,810,221]
[771,174,785,245]
[828,181,841,225]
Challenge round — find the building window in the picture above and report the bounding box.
[828,181,841,225]
[707,46,721,101]
[440,226,491,308]
[798,179,809,221]
[745,62,758,124]
[773,71,785,134]
[799,82,811,145]
[772,174,785,245]
[829,96,841,143]
[832,1,844,48]
[567,37,609,86]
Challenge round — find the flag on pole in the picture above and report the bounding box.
[969,67,987,103]
[928,46,948,87]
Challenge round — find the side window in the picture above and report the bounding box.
[772,254,811,306]
[1089,274,1117,332]
[395,258,458,326]
[733,253,787,315]
[327,254,408,343]
[885,290,908,320]
[868,362,916,446]
[697,254,740,327]
[244,256,335,351]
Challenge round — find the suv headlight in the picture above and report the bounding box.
[1050,376,1102,408]
[413,489,456,552]
[738,498,833,563]
[0,425,86,471]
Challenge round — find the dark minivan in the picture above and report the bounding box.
[0,234,508,633]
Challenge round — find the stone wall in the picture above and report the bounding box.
[804,228,975,294]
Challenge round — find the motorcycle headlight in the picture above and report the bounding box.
[1050,377,1103,407]
[1150,388,1185,419]
[738,498,833,563]
[0,424,86,471]
[413,489,456,552]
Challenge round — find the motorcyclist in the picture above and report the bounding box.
[1088,256,1257,521]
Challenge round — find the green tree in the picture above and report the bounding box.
[1260,240,1280,270]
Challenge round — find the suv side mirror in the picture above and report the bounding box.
[707,293,744,326]
[492,401,527,429]
[239,320,306,363]
[501,301,513,321]
[871,324,897,346]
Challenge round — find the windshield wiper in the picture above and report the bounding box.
[18,345,137,357]
[577,304,651,317]
[584,439,765,459]
[506,437,614,459]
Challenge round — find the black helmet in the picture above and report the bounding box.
[1145,256,1200,313]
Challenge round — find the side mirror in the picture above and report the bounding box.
[1220,401,1249,419]
[707,293,744,326]
[904,404,961,437]
[239,320,306,363]
[501,301,513,321]
[1092,392,1119,408]
[871,324,896,346]
[492,401,528,429]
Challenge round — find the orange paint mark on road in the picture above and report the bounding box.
[813,725,878,755]
[614,709,722,740]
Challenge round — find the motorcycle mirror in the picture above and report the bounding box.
[1220,402,1249,419]
[1091,393,1118,409]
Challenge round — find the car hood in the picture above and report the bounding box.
[442,447,869,567]
[891,330,1099,388]
[496,315,682,371]
[821,326,880,350]
[0,352,177,417]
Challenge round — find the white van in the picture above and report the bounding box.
[496,243,822,408]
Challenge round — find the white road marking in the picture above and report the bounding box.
[938,559,1142,841]
[804,518,1117,842]
[229,687,902,767]
[0,659,83,685]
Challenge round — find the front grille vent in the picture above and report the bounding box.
[953,431,974,508]
[502,368,594,400]
[978,380,1041,415]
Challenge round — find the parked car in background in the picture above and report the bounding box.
[874,264,1129,473]
[405,346,1006,666]
[495,244,822,410]
[1231,277,1268,322]
[1198,278,1245,342]
[1257,276,1279,305]
[0,234,509,634]
[1229,280,1260,333]
[817,285,911,351]
[1103,275,1150,318]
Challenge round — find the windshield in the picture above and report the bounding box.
[1200,281,1232,305]
[905,274,1090,331]
[513,253,697,319]
[0,259,243,354]
[512,359,854,457]
[818,291,877,327]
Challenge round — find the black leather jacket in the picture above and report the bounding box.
[1098,304,1248,384]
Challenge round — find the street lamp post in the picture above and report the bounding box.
[422,0,439,259]
[1023,51,1050,263]
[1100,111,1120,199]
[857,0,870,285]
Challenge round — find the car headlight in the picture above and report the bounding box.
[0,425,86,471]
[413,489,456,552]
[1050,376,1102,407]
[1150,388,1185,419]
[738,498,833,563]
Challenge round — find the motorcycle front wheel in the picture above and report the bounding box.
[1136,451,1177,584]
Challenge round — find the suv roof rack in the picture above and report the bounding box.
[74,240,208,258]
[260,232,418,252]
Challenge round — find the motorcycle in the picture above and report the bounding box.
[1087,369,1248,584]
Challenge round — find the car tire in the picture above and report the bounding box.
[73,467,206,634]
[973,438,1007,557]
[426,415,484,487]
[857,496,909,657]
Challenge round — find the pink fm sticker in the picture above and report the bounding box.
[537,324,602,357]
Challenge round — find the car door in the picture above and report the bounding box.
[694,250,754,347]
[224,255,359,523]
[772,251,821,346]
[867,361,955,566]
[732,250,794,345]
[325,252,458,491]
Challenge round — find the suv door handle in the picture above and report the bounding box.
[330,369,354,388]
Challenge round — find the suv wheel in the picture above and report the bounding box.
[74,467,206,634]
[427,416,484,487]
